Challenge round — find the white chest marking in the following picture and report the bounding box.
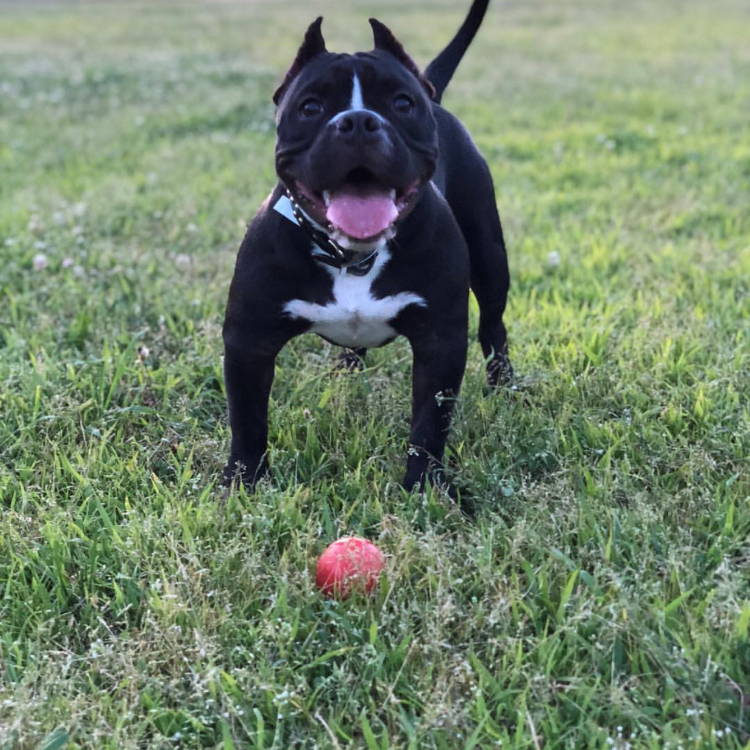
[283,249,426,349]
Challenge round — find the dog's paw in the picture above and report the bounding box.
[402,465,455,497]
[335,347,367,372]
[222,454,269,490]
[486,352,514,388]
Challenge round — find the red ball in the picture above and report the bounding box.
[315,537,385,599]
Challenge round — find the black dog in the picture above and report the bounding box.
[223,0,511,491]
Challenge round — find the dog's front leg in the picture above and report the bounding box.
[222,341,279,488]
[403,331,468,491]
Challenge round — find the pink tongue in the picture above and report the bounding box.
[326,191,398,240]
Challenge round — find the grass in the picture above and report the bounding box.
[0,0,748,747]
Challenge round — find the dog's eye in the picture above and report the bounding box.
[393,94,414,114]
[300,98,323,117]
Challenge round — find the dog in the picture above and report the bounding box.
[223,0,511,492]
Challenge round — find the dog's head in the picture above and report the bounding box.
[273,18,438,249]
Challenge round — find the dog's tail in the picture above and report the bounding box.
[425,0,490,104]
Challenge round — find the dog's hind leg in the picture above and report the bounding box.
[470,228,513,387]
[446,160,513,386]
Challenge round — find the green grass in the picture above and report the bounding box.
[1,0,748,747]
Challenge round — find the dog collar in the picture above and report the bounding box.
[274,191,379,276]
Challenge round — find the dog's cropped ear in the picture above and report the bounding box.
[369,18,436,100]
[273,17,327,106]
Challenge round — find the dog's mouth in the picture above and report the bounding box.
[293,167,421,244]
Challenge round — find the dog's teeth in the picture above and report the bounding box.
[323,190,330,207]
[389,189,396,201]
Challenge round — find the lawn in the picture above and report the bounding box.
[0,0,748,747]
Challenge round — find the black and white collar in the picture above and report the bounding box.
[273,190,380,277]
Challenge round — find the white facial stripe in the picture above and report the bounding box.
[327,71,387,126]
[350,73,364,110]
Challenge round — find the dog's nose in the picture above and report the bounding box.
[334,111,382,138]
